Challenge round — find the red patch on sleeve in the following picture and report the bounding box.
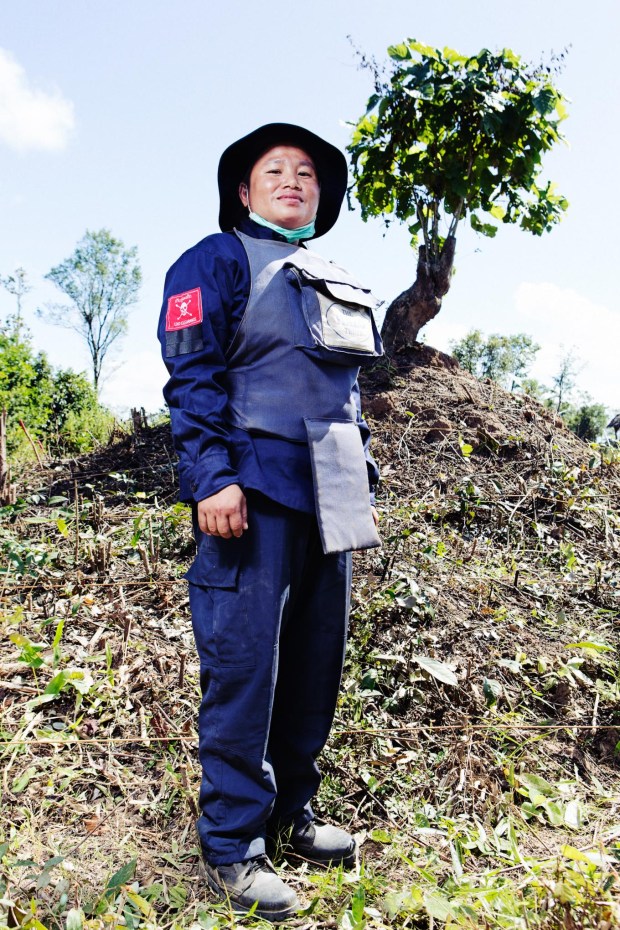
[165,288,203,331]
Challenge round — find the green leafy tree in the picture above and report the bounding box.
[450,329,485,375]
[564,400,608,442]
[520,377,549,402]
[47,369,114,454]
[348,40,568,353]
[450,329,539,389]
[43,229,141,391]
[0,315,54,454]
[550,349,581,415]
[0,314,113,458]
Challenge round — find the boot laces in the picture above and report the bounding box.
[245,854,275,876]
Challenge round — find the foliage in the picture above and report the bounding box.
[43,229,141,391]
[49,369,115,454]
[543,352,609,442]
[564,400,608,442]
[1,381,619,928]
[0,267,31,321]
[549,348,581,414]
[519,377,548,401]
[451,329,540,388]
[0,314,113,458]
[349,40,569,254]
[348,40,568,350]
[0,315,54,456]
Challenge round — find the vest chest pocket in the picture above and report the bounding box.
[316,292,376,353]
[285,265,384,367]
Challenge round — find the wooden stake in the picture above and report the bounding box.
[0,409,16,505]
[18,419,43,466]
[74,479,80,564]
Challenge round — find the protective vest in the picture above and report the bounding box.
[225,231,383,442]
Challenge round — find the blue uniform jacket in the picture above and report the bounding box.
[158,218,379,513]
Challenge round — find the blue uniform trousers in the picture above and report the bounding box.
[187,492,352,865]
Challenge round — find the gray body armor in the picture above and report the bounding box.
[226,230,383,554]
[225,231,383,442]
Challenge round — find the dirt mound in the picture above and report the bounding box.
[352,345,619,785]
[362,342,577,458]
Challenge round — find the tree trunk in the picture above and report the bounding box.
[0,409,16,506]
[380,236,456,354]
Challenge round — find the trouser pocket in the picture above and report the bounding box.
[186,534,255,668]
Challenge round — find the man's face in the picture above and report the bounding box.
[239,145,320,230]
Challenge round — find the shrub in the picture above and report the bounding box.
[0,315,113,459]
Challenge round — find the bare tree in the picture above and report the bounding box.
[1,267,31,331]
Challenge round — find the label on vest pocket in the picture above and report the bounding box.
[318,293,376,353]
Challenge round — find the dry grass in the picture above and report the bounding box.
[1,349,620,928]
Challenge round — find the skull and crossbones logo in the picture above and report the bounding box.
[174,293,193,317]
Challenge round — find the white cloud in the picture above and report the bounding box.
[0,48,75,152]
[515,282,620,409]
[423,316,470,354]
[417,282,619,412]
[100,349,168,416]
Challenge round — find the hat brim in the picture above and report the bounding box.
[218,123,348,239]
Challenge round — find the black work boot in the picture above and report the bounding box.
[204,853,299,922]
[289,821,357,869]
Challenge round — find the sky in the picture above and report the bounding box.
[1,0,618,419]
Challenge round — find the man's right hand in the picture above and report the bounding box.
[197,484,248,539]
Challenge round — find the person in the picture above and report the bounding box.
[158,123,383,921]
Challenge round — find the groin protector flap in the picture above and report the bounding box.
[304,418,381,555]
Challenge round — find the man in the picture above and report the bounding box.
[158,123,382,921]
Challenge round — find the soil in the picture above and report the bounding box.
[1,344,619,924]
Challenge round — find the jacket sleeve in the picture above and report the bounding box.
[157,239,248,503]
[352,380,380,506]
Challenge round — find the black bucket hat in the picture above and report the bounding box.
[218,122,348,239]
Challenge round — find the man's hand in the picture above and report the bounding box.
[197,484,248,539]
[371,506,379,527]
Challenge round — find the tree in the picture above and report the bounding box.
[564,400,608,442]
[0,314,54,454]
[348,41,569,354]
[43,229,141,391]
[1,267,31,328]
[450,329,485,376]
[550,349,581,415]
[450,329,540,389]
[46,369,113,453]
[0,314,113,457]
[520,377,549,402]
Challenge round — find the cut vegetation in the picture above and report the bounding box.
[1,348,619,929]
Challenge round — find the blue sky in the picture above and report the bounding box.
[1,0,618,416]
